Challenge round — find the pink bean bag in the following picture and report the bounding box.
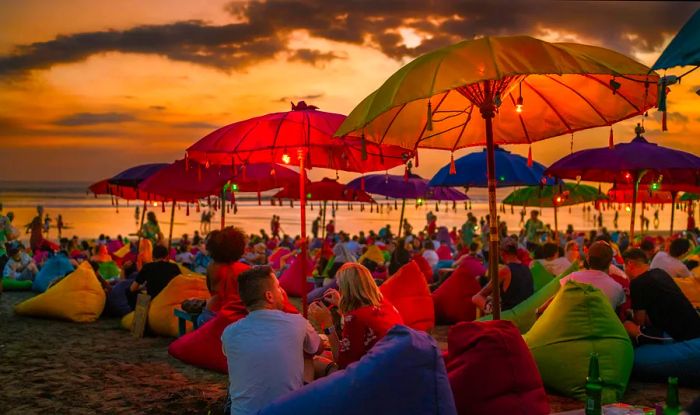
[432,257,485,324]
[380,260,435,332]
[278,255,315,297]
[268,248,290,271]
[444,320,550,415]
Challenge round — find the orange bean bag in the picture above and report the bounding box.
[432,257,484,324]
[444,320,550,415]
[380,260,434,332]
[148,274,210,337]
[674,275,700,308]
[278,255,315,297]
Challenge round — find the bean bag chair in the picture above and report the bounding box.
[106,239,124,254]
[674,275,700,308]
[259,325,457,415]
[523,281,634,403]
[32,254,74,292]
[278,256,315,297]
[97,261,121,279]
[147,274,210,337]
[2,278,33,291]
[445,320,550,415]
[530,261,555,292]
[432,257,484,324]
[633,337,700,385]
[380,261,435,331]
[411,254,434,283]
[105,278,135,317]
[269,248,291,271]
[15,262,106,323]
[480,261,578,333]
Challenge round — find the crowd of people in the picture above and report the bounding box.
[2,204,700,414]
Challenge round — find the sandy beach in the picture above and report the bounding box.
[1,291,697,414]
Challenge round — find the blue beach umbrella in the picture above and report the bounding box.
[429,146,555,188]
[652,9,700,70]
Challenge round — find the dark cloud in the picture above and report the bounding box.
[287,49,345,66]
[171,121,219,129]
[149,105,167,110]
[652,110,690,124]
[53,112,136,126]
[0,1,697,76]
[276,93,325,103]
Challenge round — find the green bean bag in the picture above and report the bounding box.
[2,278,33,291]
[479,261,578,333]
[98,261,121,279]
[523,281,634,403]
[530,261,555,292]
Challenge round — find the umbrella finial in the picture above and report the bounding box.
[291,101,318,111]
[634,123,645,137]
[449,152,457,175]
[426,101,433,131]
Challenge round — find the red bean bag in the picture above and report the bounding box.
[380,260,434,332]
[269,247,290,271]
[278,256,315,297]
[411,254,434,283]
[444,320,550,415]
[432,257,484,324]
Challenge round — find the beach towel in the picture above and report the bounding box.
[32,254,74,293]
[445,320,550,415]
[380,261,434,332]
[258,325,457,415]
[432,257,484,324]
[524,281,633,403]
[15,261,106,323]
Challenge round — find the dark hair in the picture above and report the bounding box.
[622,248,648,264]
[238,266,275,308]
[206,226,246,263]
[670,238,691,258]
[147,211,158,225]
[594,234,611,244]
[588,241,613,271]
[153,245,169,260]
[640,238,655,252]
[424,240,434,250]
[542,243,559,259]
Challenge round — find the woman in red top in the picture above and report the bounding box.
[308,263,403,369]
[198,227,249,325]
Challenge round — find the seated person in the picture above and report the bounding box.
[388,238,411,276]
[242,242,267,266]
[565,240,582,267]
[622,248,700,345]
[199,227,249,325]
[536,242,571,276]
[650,238,692,279]
[175,244,195,270]
[472,237,534,313]
[358,243,385,273]
[222,266,323,415]
[3,242,38,281]
[192,244,211,274]
[560,241,625,309]
[130,245,180,299]
[308,262,403,369]
[421,240,439,270]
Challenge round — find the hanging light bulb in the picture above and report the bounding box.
[515,82,524,113]
[282,154,291,164]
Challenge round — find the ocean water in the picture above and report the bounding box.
[0,180,687,242]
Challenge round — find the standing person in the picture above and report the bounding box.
[389,238,411,275]
[421,240,439,270]
[0,212,16,272]
[221,266,323,415]
[325,220,335,240]
[308,263,403,369]
[402,219,413,237]
[139,211,163,246]
[26,206,55,252]
[56,214,64,239]
[130,245,180,299]
[524,210,544,250]
[312,215,321,239]
[43,213,52,237]
[461,217,476,247]
[622,248,700,344]
[427,212,437,237]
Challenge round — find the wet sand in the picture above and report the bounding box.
[1,291,697,414]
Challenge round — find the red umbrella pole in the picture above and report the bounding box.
[298,149,308,317]
[220,187,226,230]
[670,191,678,236]
[481,82,500,320]
[321,201,327,239]
[168,201,176,250]
[398,198,406,237]
[554,205,559,240]
[136,200,147,247]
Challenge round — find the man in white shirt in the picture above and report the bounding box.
[560,241,625,309]
[537,243,571,276]
[650,238,692,279]
[421,240,439,269]
[221,266,323,415]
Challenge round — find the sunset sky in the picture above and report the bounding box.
[1,0,699,183]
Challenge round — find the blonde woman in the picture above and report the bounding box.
[308,263,403,369]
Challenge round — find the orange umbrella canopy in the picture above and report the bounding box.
[273,178,375,203]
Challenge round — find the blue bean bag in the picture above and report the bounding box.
[105,278,134,317]
[258,325,457,415]
[633,338,700,385]
[33,254,74,293]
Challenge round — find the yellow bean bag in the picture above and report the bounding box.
[120,274,209,337]
[15,262,106,323]
[674,274,700,308]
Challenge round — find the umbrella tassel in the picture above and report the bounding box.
[196,203,200,213]
[361,132,367,160]
[527,145,533,167]
[449,153,457,175]
[608,127,614,149]
[414,149,419,168]
[361,176,365,191]
[662,110,668,132]
[186,203,190,216]
[234,203,238,214]
[395,200,398,209]
[426,101,433,131]
[257,191,262,206]
[161,202,166,213]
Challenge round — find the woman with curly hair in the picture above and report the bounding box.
[198,226,250,325]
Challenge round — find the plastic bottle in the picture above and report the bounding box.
[585,352,603,415]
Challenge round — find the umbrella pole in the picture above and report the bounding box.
[136,200,147,247]
[641,201,646,235]
[168,201,176,250]
[322,201,327,239]
[220,187,225,229]
[630,170,647,243]
[398,198,406,237]
[670,191,678,236]
[481,91,500,320]
[554,205,558,242]
[298,149,309,317]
